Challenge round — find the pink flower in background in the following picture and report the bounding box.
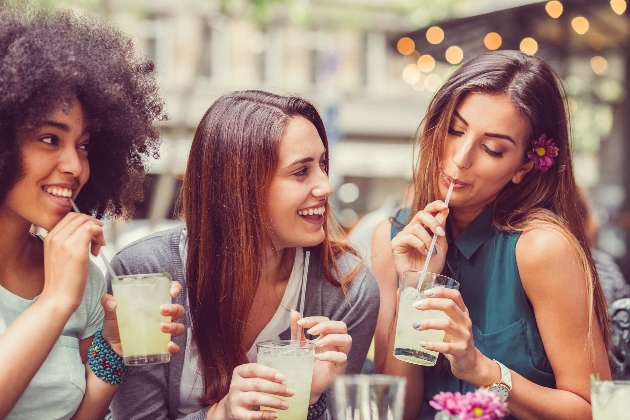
[527,134,559,172]
[431,389,508,419]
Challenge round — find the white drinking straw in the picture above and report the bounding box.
[298,250,310,342]
[70,199,118,281]
[420,182,454,276]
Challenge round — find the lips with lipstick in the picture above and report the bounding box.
[441,173,468,189]
[43,185,73,200]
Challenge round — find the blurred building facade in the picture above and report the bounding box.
[103,0,431,235]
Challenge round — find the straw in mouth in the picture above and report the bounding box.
[420,182,454,276]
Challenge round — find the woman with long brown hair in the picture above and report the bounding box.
[372,50,611,419]
[108,90,379,419]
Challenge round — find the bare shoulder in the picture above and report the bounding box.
[516,222,585,295]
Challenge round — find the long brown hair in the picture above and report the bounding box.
[411,50,609,350]
[181,90,359,405]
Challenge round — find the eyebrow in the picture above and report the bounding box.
[38,120,90,135]
[288,157,315,166]
[452,111,515,145]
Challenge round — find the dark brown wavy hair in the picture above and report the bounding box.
[0,7,166,218]
[410,50,609,350]
[181,90,360,405]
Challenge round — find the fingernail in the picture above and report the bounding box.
[307,328,319,335]
[271,414,278,419]
[160,304,171,315]
[432,247,438,256]
[286,387,295,396]
[160,322,168,331]
[106,300,117,311]
[297,319,307,326]
[440,202,448,209]
[413,300,427,309]
[275,373,284,382]
[436,226,445,236]
[412,321,422,329]
[424,288,435,296]
[419,341,428,347]
[282,401,291,409]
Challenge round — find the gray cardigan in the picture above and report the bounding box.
[107,226,379,420]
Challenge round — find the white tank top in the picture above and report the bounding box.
[177,230,307,416]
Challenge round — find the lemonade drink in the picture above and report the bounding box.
[257,340,316,420]
[394,287,448,365]
[592,380,630,419]
[111,272,172,365]
[393,271,458,366]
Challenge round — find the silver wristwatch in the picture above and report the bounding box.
[488,359,512,402]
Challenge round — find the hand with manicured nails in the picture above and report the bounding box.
[42,212,106,311]
[100,281,186,356]
[291,310,352,404]
[216,363,294,420]
[391,200,449,277]
[412,287,483,385]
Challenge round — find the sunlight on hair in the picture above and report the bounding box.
[397,37,415,55]
[426,26,444,44]
[590,56,608,75]
[402,64,421,84]
[520,38,538,55]
[417,54,436,72]
[484,32,502,50]
[611,0,627,14]
[445,46,463,64]
[545,1,563,18]
[572,17,589,34]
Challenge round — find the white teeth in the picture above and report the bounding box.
[298,206,326,216]
[44,186,72,199]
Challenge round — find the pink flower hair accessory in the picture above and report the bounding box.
[527,134,559,172]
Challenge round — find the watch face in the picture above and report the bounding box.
[489,385,509,401]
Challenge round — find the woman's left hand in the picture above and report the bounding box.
[290,311,352,404]
[101,281,186,356]
[412,287,483,382]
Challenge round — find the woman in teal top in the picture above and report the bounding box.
[372,51,611,419]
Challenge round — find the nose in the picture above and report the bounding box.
[451,136,474,170]
[313,169,334,199]
[57,145,84,177]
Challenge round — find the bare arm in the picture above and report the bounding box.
[371,219,424,420]
[418,226,612,420]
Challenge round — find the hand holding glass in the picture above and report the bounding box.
[256,340,316,420]
[111,272,172,365]
[394,270,460,366]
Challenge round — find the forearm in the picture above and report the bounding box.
[206,399,225,419]
[460,354,592,420]
[70,367,118,420]
[0,296,75,418]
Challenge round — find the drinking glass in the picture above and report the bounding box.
[111,272,172,365]
[332,374,406,420]
[394,270,459,366]
[591,379,630,419]
[256,340,316,420]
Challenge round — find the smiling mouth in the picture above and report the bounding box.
[43,186,73,200]
[297,206,326,218]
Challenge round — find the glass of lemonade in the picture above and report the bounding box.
[393,270,459,366]
[111,272,172,365]
[591,380,630,419]
[256,340,317,419]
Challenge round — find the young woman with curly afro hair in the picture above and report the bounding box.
[0,7,185,419]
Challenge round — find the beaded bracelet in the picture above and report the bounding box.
[87,327,131,385]
[307,391,327,419]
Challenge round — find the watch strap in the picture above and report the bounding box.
[492,359,512,390]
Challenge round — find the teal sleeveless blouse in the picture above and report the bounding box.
[391,205,555,416]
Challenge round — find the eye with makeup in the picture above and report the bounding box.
[483,144,503,158]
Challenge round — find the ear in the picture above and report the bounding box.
[512,160,534,184]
